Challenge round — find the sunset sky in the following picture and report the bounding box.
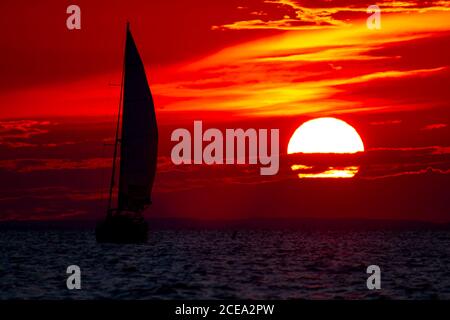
[1,0,450,221]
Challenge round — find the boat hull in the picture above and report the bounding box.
[95,214,148,243]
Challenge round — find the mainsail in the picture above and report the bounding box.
[116,26,158,212]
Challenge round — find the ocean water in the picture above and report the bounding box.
[0,229,449,299]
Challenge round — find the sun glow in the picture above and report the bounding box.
[287,117,364,154]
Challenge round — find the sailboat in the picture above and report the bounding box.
[96,23,158,243]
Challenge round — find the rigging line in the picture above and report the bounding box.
[107,24,128,214]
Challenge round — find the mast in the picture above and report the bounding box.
[107,23,129,215]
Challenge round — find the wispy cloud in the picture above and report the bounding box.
[151,9,450,120]
[213,0,450,31]
[421,123,448,130]
[0,158,111,173]
[370,120,402,125]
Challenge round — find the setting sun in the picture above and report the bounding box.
[287,118,364,178]
[287,118,364,154]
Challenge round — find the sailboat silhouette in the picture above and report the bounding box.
[96,23,158,243]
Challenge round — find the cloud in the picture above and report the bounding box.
[148,9,450,121]
[357,146,450,178]
[0,158,111,173]
[155,63,448,118]
[0,186,107,203]
[370,120,402,125]
[212,0,450,31]
[340,67,447,84]
[361,166,450,179]
[0,120,50,147]
[155,145,450,192]
[421,123,448,130]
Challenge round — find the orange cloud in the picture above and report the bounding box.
[3,4,449,123]
[213,0,450,31]
[149,9,450,120]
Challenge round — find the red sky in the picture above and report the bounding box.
[0,0,450,222]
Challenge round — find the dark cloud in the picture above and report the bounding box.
[1,118,450,222]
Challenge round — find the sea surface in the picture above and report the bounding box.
[1,229,450,299]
